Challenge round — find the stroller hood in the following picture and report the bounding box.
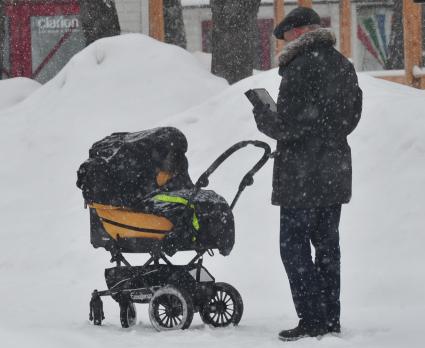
[77,127,194,208]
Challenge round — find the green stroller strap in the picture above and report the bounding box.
[152,194,200,237]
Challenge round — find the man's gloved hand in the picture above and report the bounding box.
[253,103,271,117]
[253,103,271,128]
[89,314,93,321]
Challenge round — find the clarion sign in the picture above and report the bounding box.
[37,16,80,32]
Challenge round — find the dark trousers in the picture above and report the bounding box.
[280,205,341,329]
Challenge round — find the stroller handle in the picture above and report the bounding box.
[192,140,271,210]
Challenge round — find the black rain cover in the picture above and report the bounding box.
[144,189,235,256]
[89,188,235,256]
[76,127,194,207]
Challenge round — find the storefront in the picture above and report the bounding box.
[2,0,85,83]
[182,1,336,71]
[1,1,413,84]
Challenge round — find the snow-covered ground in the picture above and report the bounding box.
[0,34,424,348]
[0,77,41,111]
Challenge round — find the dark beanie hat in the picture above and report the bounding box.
[273,7,321,39]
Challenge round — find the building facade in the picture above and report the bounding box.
[0,0,399,83]
[181,0,340,70]
[179,0,397,72]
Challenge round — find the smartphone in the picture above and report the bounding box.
[245,88,277,112]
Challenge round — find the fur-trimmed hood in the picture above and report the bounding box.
[277,28,336,67]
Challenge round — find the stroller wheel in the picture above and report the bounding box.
[93,317,102,326]
[200,282,243,327]
[119,301,137,328]
[149,286,194,331]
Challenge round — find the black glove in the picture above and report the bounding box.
[89,314,93,321]
[253,103,271,129]
[253,103,271,117]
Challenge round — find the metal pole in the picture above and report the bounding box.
[340,0,352,58]
[149,0,165,42]
[274,0,285,57]
[298,0,312,8]
[403,0,422,88]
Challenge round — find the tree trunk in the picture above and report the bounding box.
[79,0,121,46]
[163,0,187,49]
[386,0,404,69]
[0,0,5,80]
[210,0,261,84]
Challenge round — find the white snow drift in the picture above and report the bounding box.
[0,77,41,111]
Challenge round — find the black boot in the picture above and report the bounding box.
[325,322,341,334]
[278,320,327,342]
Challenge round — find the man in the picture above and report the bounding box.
[253,7,362,341]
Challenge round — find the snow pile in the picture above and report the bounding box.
[0,77,40,111]
[0,34,424,348]
[192,51,212,71]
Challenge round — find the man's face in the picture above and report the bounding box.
[283,26,313,43]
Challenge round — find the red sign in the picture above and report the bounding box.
[3,0,83,82]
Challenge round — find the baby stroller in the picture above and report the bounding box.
[77,127,270,331]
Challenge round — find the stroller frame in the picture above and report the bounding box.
[89,141,271,330]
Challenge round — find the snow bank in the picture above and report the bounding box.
[0,77,40,111]
[192,51,212,71]
[0,34,424,348]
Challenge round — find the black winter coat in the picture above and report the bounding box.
[254,28,362,208]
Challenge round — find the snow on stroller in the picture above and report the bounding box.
[77,127,270,330]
